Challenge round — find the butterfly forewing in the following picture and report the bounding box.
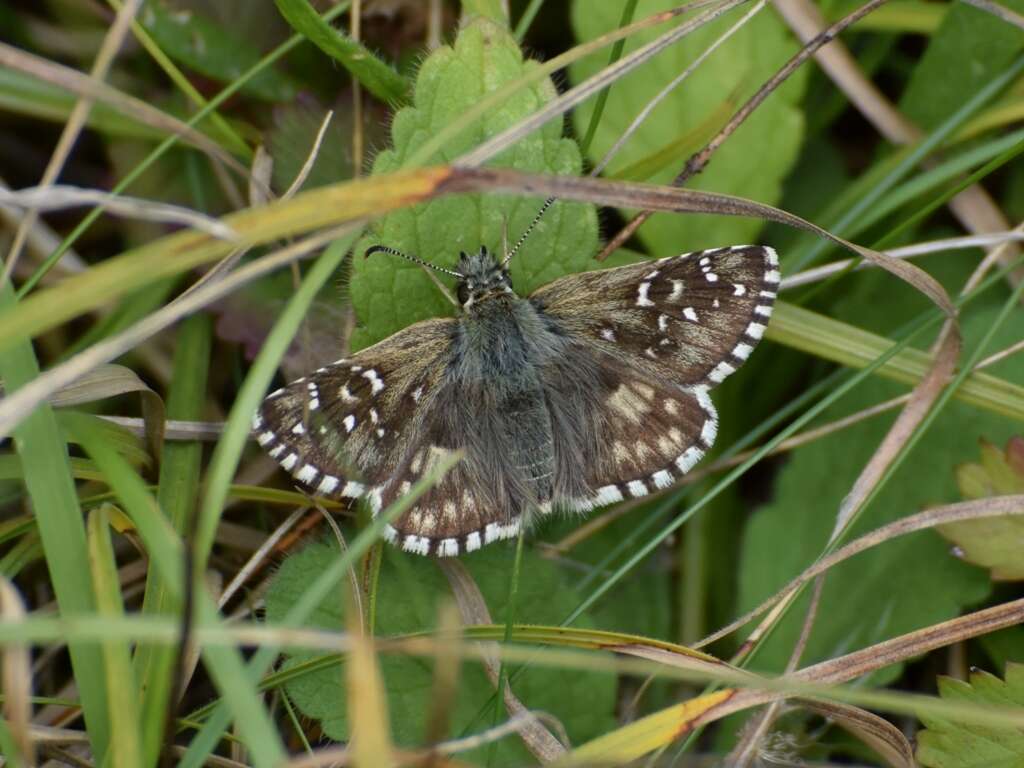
[254,317,456,499]
[530,245,779,387]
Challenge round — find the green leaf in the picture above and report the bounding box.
[568,0,807,254]
[900,0,1024,131]
[461,0,511,26]
[264,541,616,765]
[273,0,410,104]
[916,664,1024,768]
[349,14,599,350]
[140,0,299,101]
[940,438,1024,581]
[736,305,1024,680]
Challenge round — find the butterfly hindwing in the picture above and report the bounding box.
[254,317,457,499]
[566,357,717,510]
[530,245,779,388]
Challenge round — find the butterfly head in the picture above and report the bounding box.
[456,246,513,309]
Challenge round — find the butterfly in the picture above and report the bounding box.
[253,236,778,557]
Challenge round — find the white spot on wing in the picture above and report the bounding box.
[701,416,717,446]
[403,535,430,555]
[683,307,698,322]
[343,415,356,432]
[668,280,684,302]
[257,431,275,446]
[708,361,735,383]
[318,475,339,494]
[627,480,648,498]
[295,464,317,484]
[676,446,704,473]
[281,453,298,471]
[594,485,624,506]
[438,538,459,557]
[636,281,655,307]
[466,531,482,552]
[651,470,673,489]
[342,481,365,498]
[733,283,746,296]
[362,369,385,395]
[747,323,766,340]
[291,423,305,435]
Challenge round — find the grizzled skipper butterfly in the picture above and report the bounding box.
[253,204,778,557]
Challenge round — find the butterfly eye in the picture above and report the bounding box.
[457,281,472,305]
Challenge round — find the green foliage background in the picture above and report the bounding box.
[0,0,1023,766]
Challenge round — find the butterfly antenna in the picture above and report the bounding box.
[365,245,464,278]
[503,196,555,267]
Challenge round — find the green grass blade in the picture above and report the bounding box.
[179,451,462,766]
[0,283,111,762]
[134,313,212,767]
[63,412,288,767]
[86,505,144,768]
[769,302,1024,422]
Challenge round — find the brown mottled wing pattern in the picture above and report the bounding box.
[531,245,778,507]
[253,317,456,504]
[368,407,525,557]
[254,245,778,557]
[531,245,779,388]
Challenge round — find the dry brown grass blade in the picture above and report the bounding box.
[0,177,85,279]
[799,699,915,768]
[0,185,239,240]
[782,231,1024,290]
[797,596,1024,685]
[438,559,568,761]
[443,167,956,318]
[696,494,1024,650]
[773,0,1024,288]
[599,0,890,259]
[0,41,249,181]
[834,317,960,536]
[562,598,1024,764]
[0,577,36,767]
[1,0,142,289]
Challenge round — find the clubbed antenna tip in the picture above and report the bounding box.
[365,244,464,279]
